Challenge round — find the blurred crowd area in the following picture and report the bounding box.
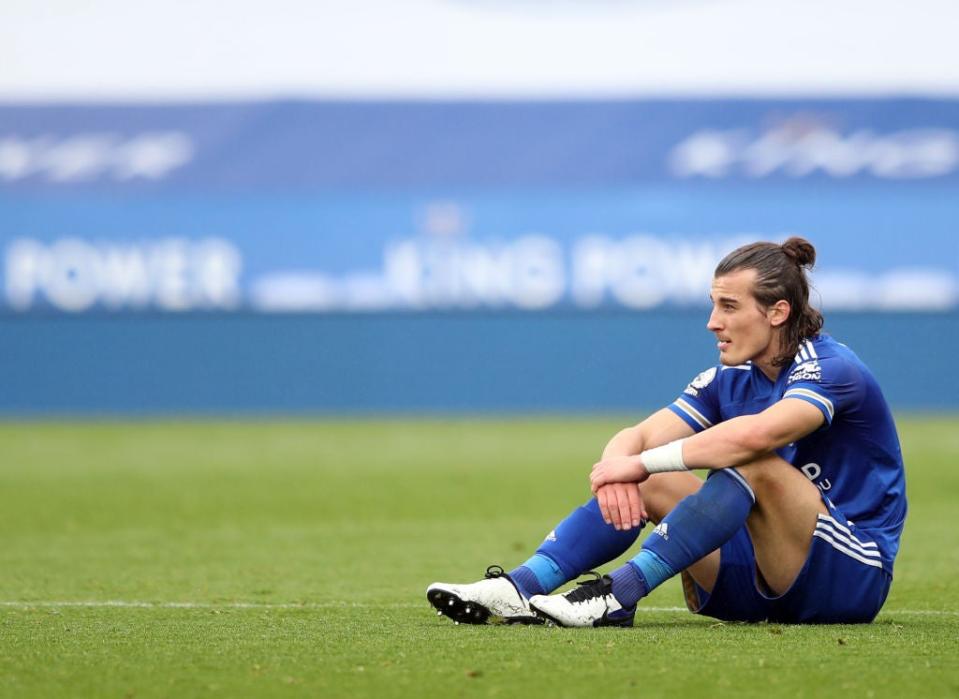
[1,1,957,413]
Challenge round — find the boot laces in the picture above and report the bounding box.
[563,571,611,603]
[484,565,506,579]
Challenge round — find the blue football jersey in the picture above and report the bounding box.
[668,334,907,573]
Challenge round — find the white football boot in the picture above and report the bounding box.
[427,565,543,625]
[529,572,635,627]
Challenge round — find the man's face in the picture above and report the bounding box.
[707,269,780,368]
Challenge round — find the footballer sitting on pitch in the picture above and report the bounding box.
[428,237,906,627]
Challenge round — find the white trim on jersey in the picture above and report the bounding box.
[812,529,884,569]
[817,514,879,549]
[783,387,835,421]
[796,346,809,362]
[721,364,751,371]
[673,398,712,430]
[815,519,882,559]
[804,340,818,359]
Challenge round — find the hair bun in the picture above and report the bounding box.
[782,236,816,269]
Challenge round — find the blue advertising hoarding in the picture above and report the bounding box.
[2,98,957,315]
[1,98,956,412]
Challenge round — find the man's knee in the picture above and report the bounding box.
[732,456,827,594]
[641,471,703,523]
[734,455,826,517]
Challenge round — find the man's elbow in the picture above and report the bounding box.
[733,418,781,456]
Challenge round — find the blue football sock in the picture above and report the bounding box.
[608,551,673,606]
[510,555,564,598]
[609,469,755,608]
[509,498,643,597]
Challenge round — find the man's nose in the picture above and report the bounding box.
[706,309,722,331]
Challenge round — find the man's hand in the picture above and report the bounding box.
[595,482,647,531]
[590,454,650,493]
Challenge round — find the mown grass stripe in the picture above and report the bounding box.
[0,600,955,616]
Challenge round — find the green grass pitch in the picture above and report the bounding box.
[1,417,957,698]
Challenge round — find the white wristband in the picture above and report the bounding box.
[640,439,689,473]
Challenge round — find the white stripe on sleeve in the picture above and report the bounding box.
[673,398,712,430]
[783,388,835,421]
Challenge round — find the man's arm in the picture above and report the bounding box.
[595,409,697,530]
[682,398,823,468]
[601,408,697,459]
[590,398,824,491]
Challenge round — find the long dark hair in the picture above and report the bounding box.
[715,237,824,367]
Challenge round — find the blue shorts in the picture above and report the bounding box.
[681,497,892,624]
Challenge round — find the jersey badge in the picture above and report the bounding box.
[684,367,717,397]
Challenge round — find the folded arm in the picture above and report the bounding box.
[591,398,825,492]
[601,407,698,459]
[594,409,696,529]
[682,397,824,468]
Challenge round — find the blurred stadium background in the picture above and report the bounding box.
[2,0,957,415]
[3,2,959,697]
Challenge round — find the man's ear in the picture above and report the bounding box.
[768,300,791,328]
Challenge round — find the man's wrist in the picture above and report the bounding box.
[640,439,689,473]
